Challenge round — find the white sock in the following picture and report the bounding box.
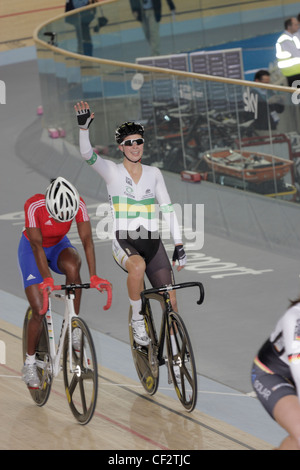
[25,353,36,365]
[130,299,142,321]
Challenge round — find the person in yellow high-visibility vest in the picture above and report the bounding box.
[276,17,300,86]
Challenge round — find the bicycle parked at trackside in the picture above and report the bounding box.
[128,281,204,412]
[22,282,111,425]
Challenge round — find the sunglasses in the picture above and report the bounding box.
[121,138,144,146]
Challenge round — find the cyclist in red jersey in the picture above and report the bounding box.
[18,176,111,389]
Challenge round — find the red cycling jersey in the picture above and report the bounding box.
[23,194,90,247]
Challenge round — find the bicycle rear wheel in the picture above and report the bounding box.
[166,311,197,412]
[22,307,52,406]
[128,306,159,396]
[63,316,98,425]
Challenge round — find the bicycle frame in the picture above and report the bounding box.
[141,281,204,366]
[38,283,98,377]
[23,281,107,423]
[129,280,204,409]
[42,289,77,378]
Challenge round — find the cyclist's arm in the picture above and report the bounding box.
[79,129,116,184]
[154,167,182,245]
[76,220,97,278]
[26,227,52,280]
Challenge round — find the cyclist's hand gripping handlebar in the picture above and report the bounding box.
[90,275,112,310]
[38,277,56,315]
[38,277,112,314]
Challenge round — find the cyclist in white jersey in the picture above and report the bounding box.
[74,101,187,346]
[251,295,300,449]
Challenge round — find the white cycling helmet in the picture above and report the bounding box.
[45,177,80,222]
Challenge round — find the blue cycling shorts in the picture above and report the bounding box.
[18,233,77,288]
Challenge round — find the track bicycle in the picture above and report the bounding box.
[22,282,111,425]
[128,281,204,412]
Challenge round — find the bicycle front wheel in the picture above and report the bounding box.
[166,311,197,412]
[128,307,159,396]
[22,307,52,406]
[63,317,98,425]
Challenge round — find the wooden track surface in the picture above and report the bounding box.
[0,1,65,51]
[0,319,272,450]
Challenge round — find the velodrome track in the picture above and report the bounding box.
[2,49,296,452]
[1,1,299,451]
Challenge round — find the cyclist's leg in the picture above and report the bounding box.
[145,238,176,304]
[18,234,44,357]
[24,284,45,355]
[126,256,151,345]
[49,236,82,314]
[146,240,182,373]
[251,361,300,449]
[112,237,149,345]
[112,236,145,310]
[125,254,146,311]
[22,284,47,388]
[273,396,300,449]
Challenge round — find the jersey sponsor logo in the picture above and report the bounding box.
[141,189,154,200]
[124,186,134,197]
[253,379,271,400]
[294,319,300,341]
[45,219,53,225]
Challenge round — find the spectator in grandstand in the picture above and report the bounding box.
[129,0,175,56]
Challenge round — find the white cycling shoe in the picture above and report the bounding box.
[22,363,40,389]
[131,319,150,346]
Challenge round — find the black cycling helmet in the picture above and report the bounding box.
[115,121,144,144]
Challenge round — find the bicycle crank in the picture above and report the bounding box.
[148,341,159,378]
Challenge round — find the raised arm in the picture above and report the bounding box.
[74,101,116,184]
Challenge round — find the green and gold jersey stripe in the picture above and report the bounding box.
[112,196,155,219]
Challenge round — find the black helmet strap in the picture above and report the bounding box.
[122,150,141,163]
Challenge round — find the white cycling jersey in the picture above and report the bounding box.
[256,303,300,398]
[79,129,182,244]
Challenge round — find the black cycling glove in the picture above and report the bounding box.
[172,244,187,267]
[76,107,94,129]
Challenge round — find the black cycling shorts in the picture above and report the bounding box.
[112,227,174,287]
[251,359,296,418]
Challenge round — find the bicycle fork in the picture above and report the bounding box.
[163,293,180,385]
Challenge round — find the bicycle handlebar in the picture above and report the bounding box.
[140,281,204,313]
[39,282,112,315]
